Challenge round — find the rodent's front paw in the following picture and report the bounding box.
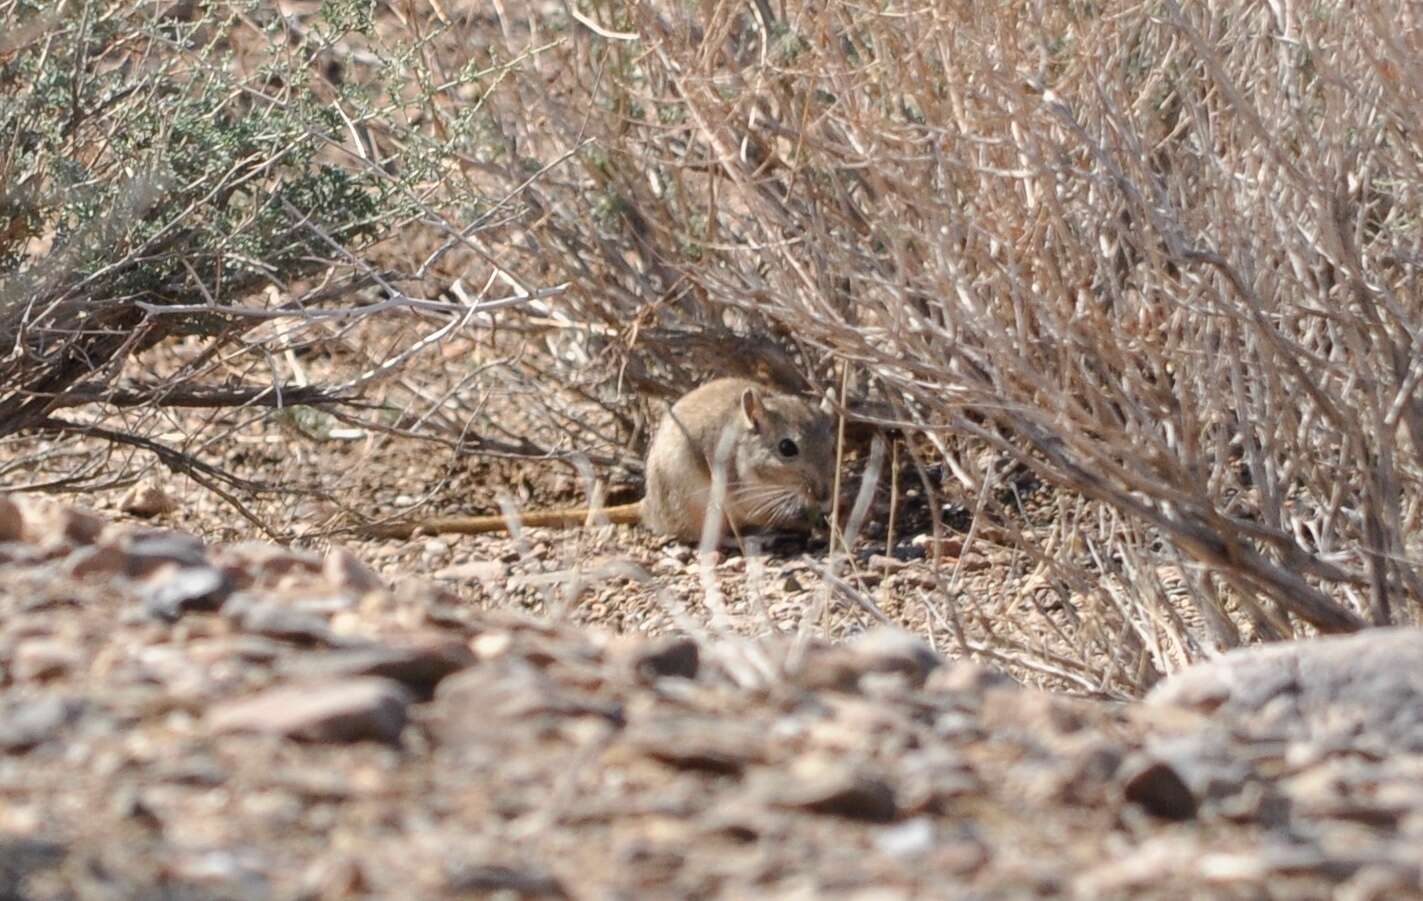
[808,508,830,534]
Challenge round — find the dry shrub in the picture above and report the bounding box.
[460,0,1423,690]
[0,1,561,517]
[8,0,1423,694]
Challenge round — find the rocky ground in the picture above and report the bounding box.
[3,493,1422,900]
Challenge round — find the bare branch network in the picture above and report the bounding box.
[4,0,1422,693]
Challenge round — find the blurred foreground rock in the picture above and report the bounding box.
[0,493,1420,899]
[1148,627,1423,751]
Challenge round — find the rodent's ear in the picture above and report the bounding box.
[740,387,767,432]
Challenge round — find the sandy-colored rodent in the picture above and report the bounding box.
[364,378,837,543]
[640,377,836,541]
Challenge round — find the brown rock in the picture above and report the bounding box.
[323,546,385,594]
[231,600,336,646]
[847,627,941,686]
[21,501,105,547]
[217,542,324,583]
[447,864,567,898]
[63,545,130,579]
[791,643,864,692]
[607,635,699,683]
[13,640,82,682]
[0,495,23,542]
[432,560,507,583]
[767,758,900,822]
[636,636,699,680]
[793,629,942,694]
[1121,757,1198,821]
[867,554,911,572]
[435,658,624,741]
[60,507,107,546]
[621,716,769,775]
[302,855,371,898]
[0,697,86,752]
[280,635,475,698]
[141,565,233,621]
[122,530,208,573]
[119,482,176,518]
[208,678,411,745]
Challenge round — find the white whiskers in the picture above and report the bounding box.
[729,482,807,526]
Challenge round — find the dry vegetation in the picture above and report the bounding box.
[4,0,1423,696]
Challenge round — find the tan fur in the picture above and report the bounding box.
[364,379,836,543]
[640,378,836,542]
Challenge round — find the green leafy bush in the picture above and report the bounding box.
[0,2,429,434]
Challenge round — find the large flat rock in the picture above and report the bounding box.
[1148,627,1423,751]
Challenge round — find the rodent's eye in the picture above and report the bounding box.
[778,438,799,458]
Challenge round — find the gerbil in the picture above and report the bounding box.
[639,377,835,541]
[364,378,837,543]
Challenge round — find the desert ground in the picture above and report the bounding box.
[6,0,1423,898]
